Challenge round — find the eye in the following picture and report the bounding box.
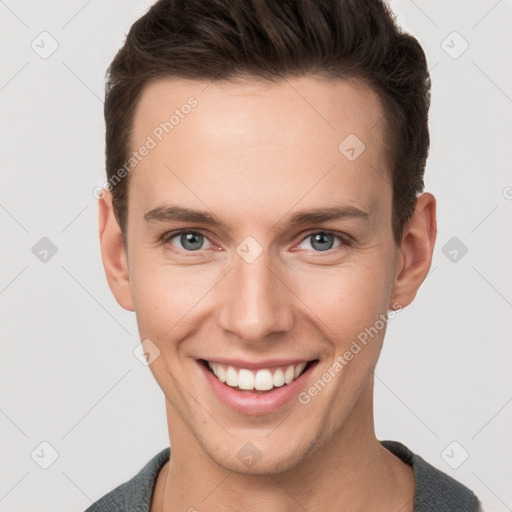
[161,229,348,255]
[296,231,344,252]
[164,230,213,252]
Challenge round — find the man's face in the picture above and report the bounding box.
[123,76,400,473]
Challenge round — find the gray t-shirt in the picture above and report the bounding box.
[84,440,482,511]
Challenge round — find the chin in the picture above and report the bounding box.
[204,431,320,476]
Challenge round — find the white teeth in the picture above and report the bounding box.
[207,361,309,391]
[273,368,285,387]
[225,366,238,387]
[216,365,226,383]
[238,369,254,390]
[294,362,307,378]
[254,369,273,391]
[284,365,295,384]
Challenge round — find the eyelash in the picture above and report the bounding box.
[160,229,351,256]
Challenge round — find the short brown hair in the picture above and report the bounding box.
[104,0,431,244]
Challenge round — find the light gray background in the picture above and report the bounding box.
[0,1,511,511]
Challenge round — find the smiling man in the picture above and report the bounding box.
[88,0,481,511]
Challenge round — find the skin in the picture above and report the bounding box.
[98,75,436,512]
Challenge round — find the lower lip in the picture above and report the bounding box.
[199,361,316,415]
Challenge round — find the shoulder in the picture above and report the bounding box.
[83,447,170,512]
[380,440,482,512]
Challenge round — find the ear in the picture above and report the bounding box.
[390,192,437,309]
[98,190,134,312]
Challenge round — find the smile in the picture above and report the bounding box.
[206,360,310,392]
[198,358,318,414]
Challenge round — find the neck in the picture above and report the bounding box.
[152,378,415,512]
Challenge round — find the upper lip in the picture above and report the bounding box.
[199,358,316,370]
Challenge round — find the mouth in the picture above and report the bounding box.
[199,359,318,394]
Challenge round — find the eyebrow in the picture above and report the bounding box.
[143,204,369,229]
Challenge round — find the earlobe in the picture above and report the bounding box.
[98,190,134,312]
[390,193,437,309]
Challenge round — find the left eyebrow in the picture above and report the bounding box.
[282,206,369,226]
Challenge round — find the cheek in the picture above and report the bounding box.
[292,259,394,343]
[129,264,217,398]
[129,255,219,341]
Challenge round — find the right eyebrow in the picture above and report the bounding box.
[144,205,227,227]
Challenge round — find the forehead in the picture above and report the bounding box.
[128,75,391,223]
[133,75,387,148]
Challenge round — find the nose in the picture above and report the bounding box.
[217,250,294,346]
